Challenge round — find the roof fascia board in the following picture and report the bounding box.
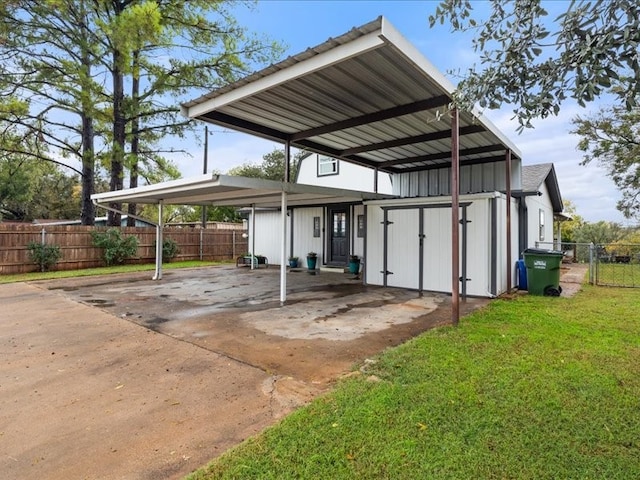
[184,31,386,119]
[379,18,522,159]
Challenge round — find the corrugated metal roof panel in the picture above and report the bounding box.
[183,16,522,172]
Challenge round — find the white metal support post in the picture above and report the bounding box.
[153,201,164,280]
[251,203,256,270]
[280,190,287,304]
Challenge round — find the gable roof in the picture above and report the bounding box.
[521,163,563,213]
[181,17,521,175]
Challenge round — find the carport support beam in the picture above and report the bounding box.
[251,204,256,270]
[506,149,512,292]
[451,107,460,326]
[280,191,287,304]
[153,201,164,281]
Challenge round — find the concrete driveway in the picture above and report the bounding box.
[1,266,485,480]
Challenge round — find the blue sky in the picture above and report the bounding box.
[174,0,628,225]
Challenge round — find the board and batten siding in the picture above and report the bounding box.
[291,207,324,264]
[249,210,289,264]
[364,193,518,297]
[393,160,522,197]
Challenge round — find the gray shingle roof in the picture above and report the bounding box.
[521,163,563,212]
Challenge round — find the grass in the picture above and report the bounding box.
[0,260,229,284]
[186,285,640,480]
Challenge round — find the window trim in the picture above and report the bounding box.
[317,155,339,177]
[539,209,545,242]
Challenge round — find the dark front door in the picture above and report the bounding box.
[328,207,349,265]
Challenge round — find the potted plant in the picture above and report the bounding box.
[288,255,299,268]
[348,254,360,274]
[306,252,317,270]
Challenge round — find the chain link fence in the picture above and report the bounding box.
[534,241,640,288]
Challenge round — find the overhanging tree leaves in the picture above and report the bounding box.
[429,0,640,129]
[572,106,640,219]
[228,148,302,181]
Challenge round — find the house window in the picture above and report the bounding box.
[539,209,545,242]
[318,156,339,176]
[357,214,365,238]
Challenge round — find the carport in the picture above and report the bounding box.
[92,174,393,302]
[95,16,521,324]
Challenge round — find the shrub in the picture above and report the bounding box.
[27,242,62,272]
[91,228,139,266]
[153,238,179,262]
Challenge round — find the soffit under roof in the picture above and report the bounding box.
[182,16,521,174]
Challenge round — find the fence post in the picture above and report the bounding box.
[41,227,46,245]
[232,230,236,258]
[589,243,595,285]
[199,228,203,261]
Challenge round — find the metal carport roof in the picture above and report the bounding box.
[91,173,394,208]
[181,16,521,174]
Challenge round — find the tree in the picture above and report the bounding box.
[228,148,302,181]
[1,1,281,226]
[0,0,103,224]
[573,220,625,246]
[572,106,640,220]
[558,200,584,243]
[429,1,640,129]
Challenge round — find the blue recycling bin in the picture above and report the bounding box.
[516,259,527,290]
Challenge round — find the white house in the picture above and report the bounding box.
[249,152,562,298]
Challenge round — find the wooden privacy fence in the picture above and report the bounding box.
[0,224,248,274]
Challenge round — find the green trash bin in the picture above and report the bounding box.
[522,248,564,296]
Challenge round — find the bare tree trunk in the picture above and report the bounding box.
[127,50,140,227]
[108,52,125,227]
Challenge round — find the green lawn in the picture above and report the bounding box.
[0,260,227,284]
[187,285,640,480]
